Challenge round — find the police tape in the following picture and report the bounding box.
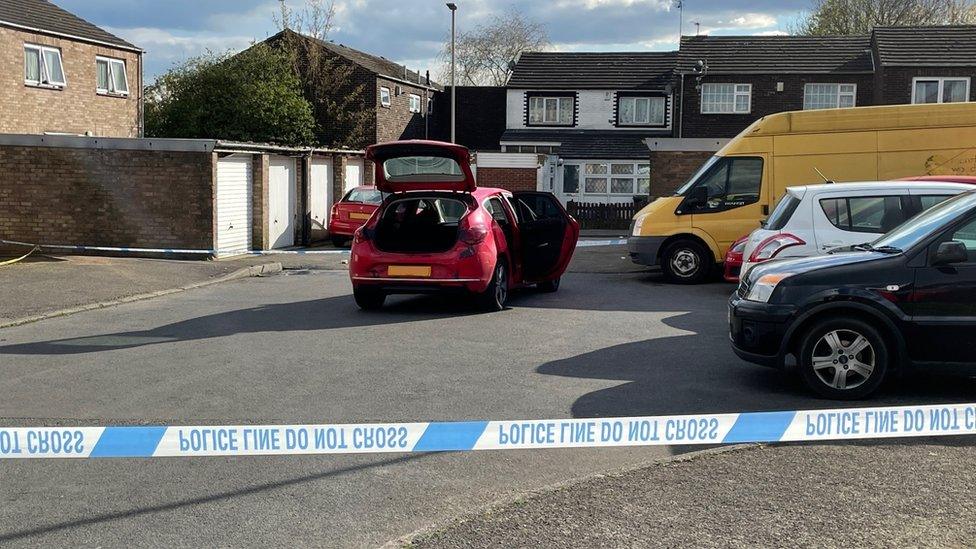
[0,238,626,256]
[2,403,974,459]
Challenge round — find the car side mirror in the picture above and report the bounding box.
[685,186,709,208]
[933,240,968,265]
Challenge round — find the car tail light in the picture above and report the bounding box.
[727,236,748,259]
[353,227,370,245]
[459,223,489,245]
[748,233,805,263]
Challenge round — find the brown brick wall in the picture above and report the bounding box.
[375,77,434,143]
[0,27,141,137]
[477,167,537,192]
[0,146,213,248]
[647,151,713,198]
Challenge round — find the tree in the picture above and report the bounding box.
[793,0,976,35]
[439,9,550,86]
[274,0,372,149]
[144,44,315,144]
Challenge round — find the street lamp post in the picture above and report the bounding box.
[447,2,457,143]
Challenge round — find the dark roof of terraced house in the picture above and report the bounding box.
[507,51,678,89]
[872,25,976,66]
[0,0,140,51]
[677,35,874,74]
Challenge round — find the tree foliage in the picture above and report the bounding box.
[439,9,550,86]
[275,0,372,149]
[144,44,315,144]
[793,0,976,35]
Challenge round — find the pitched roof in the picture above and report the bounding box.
[271,29,439,90]
[0,0,139,51]
[677,35,873,74]
[873,25,976,66]
[508,52,678,89]
[500,129,664,159]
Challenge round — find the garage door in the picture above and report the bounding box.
[269,156,297,249]
[215,154,253,257]
[344,157,363,192]
[310,157,332,231]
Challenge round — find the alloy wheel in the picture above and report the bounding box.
[810,329,875,390]
[495,263,507,306]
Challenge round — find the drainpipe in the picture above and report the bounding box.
[678,73,684,139]
[301,148,313,246]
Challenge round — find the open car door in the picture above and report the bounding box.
[366,140,476,193]
[512,192,580,282]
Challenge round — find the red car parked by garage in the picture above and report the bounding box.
[349,140,580,311]
[328,186,387,247]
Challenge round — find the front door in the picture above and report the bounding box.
[910,215,976,363]
[512,192,578,281]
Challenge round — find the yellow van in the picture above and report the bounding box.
[629,102,976,283]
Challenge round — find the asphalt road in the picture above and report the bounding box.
[1,255,974,547]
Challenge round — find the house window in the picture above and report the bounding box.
[427,97,434,114]
[701,83,751,114]
[577,161,650,197]
[24,44,65,87]
[96,56,128,96]
[528,95,574,126]
[408,94,421,113]
[380,86,391,107]
[618,96,667,126]
[804,83,856,110]
[912,77,970,104]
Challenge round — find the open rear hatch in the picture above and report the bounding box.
[367,140,476,193]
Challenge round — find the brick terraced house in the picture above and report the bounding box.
[0,0,143,137]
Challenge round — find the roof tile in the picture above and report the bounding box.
[0,0,138,50]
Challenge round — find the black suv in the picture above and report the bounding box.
[730,191,976,399]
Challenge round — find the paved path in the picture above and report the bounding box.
[1,267,973,547]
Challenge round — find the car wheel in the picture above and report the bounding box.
[331,235,348,248]
[477,260,508,311]
[353,287,386,310]
[661,239,712,284]
[537,277,560,293]
[798,317,889,400]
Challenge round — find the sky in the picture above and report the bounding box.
[55,0,812,82]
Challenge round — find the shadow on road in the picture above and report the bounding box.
[536,311,976,418]
[0,453,430,543]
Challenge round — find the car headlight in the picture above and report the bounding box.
[631,214,647,236]
[745,273,794,303]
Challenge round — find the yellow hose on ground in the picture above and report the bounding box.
[0,245,39,267]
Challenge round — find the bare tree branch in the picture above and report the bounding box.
[438,8,550,86]
[792,0,976,35]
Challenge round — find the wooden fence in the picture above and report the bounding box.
[567,199,648,230]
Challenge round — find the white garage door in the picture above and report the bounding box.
[344,157,363,192]
[215,154,253,257]
[310,157,333,231]
[269,156,297,249]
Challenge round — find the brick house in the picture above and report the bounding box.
[871,26,976,105]
[0,0,143,137]
[501,51,677,204]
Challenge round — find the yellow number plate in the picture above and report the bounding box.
[388,265,432,277]
[349,212,371,220]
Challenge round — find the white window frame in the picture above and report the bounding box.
[380,86,391,107]
[700,83,751,114]
[95,56,128,96]
[617,95,667,126]
[408,93,421,113]
[911,77,971,104]
[573,160,651,198]
[24,43,66,88]
[803,83,857,110]
[527,95,575,126]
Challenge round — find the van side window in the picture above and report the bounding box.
[693,157,763,211]
[820,196,909,234]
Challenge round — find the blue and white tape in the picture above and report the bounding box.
[2,403,974,459]
[1,238,626,257]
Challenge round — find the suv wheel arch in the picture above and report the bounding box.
[782,301,907,371]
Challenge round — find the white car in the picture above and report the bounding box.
[741,181,974,277]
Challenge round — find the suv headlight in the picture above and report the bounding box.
[745,273,794,303]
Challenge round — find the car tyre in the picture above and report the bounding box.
[331,235,349,248]
[537,277,560,293]
[477,260,508,312]
[661,239,712,284]
[353,287,386,310]
[798,316,889,400]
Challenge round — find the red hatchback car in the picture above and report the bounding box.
[328,186,387,247]
[349,140,580,311]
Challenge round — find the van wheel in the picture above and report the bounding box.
[537,277,560,293]
[353,287,386,310]
[331,235,348,248]
[477,261,508,311]
[661,239,712,284]
[798,317,889,400]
